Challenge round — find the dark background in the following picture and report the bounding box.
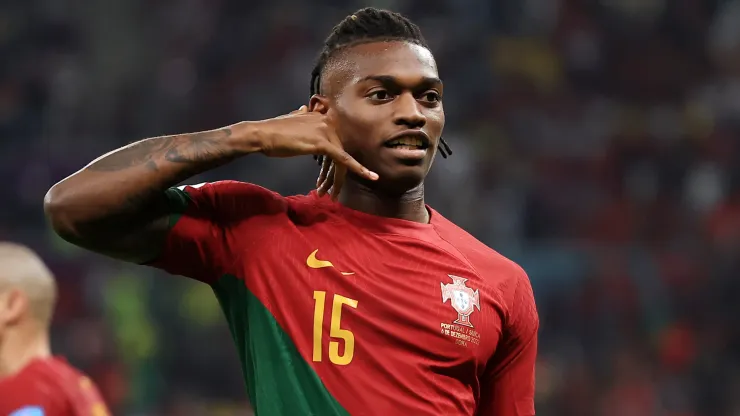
[2,0,740,414]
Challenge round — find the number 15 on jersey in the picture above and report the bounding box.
[312,291,358,366]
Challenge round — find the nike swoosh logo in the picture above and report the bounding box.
[307,249,355,275]
[307,249,334,269]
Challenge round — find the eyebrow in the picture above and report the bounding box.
[358,75,443,88]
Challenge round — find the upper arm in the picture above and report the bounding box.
[146,180,285,283]
[477,270,539,416]
[67,377,111,416]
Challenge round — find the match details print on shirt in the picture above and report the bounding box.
[441,275,482,347]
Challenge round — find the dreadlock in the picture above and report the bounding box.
[311,8,452,167]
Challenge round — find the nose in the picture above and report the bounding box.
[392,92,426,129]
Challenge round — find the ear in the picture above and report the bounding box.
[309,94,330,114]
[6,290,26,326]
[0,289,26,327]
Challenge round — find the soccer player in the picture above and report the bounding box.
[0,243,110,416]
[44,8,538,415]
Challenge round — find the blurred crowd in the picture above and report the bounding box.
[2,0,740,414]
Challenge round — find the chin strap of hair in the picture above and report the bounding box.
[438,137,452,158]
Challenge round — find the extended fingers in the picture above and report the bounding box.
[312,115,376,195]
[320,143,377,181]
[317,163,335,197]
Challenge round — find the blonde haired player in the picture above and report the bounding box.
[0,243,110,416]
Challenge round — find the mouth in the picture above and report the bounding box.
[382,131,432,162]
[383,131,431,151]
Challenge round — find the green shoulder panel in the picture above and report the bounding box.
[162,187,192,228]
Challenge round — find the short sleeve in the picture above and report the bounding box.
[477,269,538,416]
[147,180,284,284]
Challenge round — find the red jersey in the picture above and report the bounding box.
[150,181,538,416]
[0,356,110,416]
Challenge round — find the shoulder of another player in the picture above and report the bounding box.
[1,359,60,396]
[0,364,67,413]
[34,357,79,382]
[41,360,104,405]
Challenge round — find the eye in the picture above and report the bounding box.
[421,91,441,103]
[368,90,393,101]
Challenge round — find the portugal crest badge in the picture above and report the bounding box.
[441,275,481,328]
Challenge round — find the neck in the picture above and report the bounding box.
[0,324,50,379]
[338,179,429,223]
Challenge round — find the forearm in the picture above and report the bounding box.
[44,124,257,248]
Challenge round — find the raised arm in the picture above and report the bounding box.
[44,107,376,264]
[44,126,246,264]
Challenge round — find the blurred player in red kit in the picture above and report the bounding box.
[0,243,110,416]
[45,7,538,416]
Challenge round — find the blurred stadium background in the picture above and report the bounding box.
[3,0,740,414]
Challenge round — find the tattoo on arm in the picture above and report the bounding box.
[87,128,234,172]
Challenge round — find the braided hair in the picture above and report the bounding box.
[310,8,452,165]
